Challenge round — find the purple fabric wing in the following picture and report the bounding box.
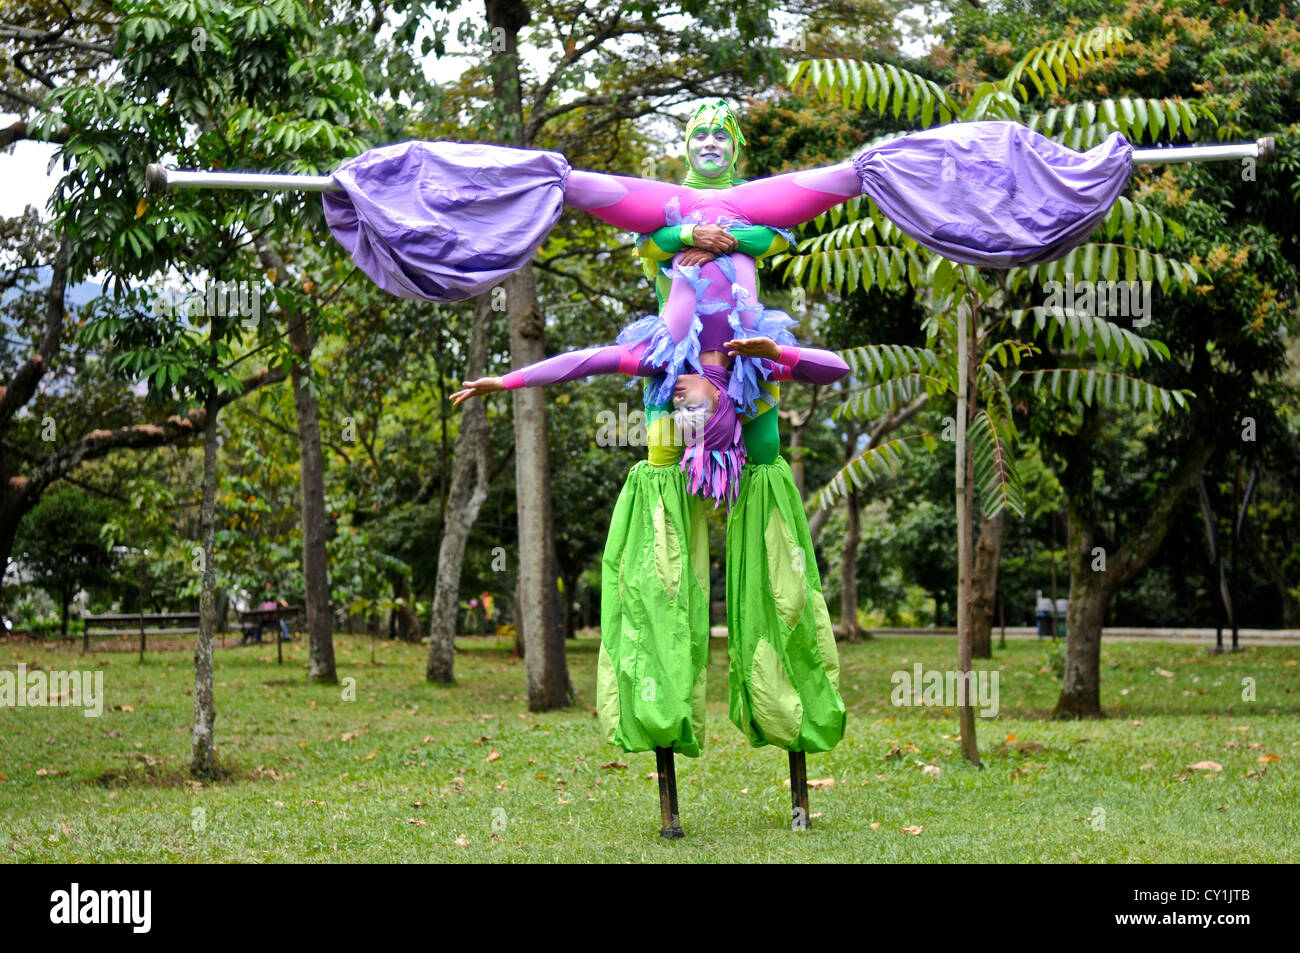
[323,140,570,302]
[853,121,1133,267]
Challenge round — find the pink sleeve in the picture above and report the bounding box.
[563,169,693,233]
[725,162,861,228]
[501,342,652,389]
[765,346,849,385]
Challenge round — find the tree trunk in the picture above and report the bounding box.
[954,302,980,765]
[506,266,569,709]
[787,414,808,498]
[970,509,1006,659]
[190,393,220,779]
[428,294,493,682]
[840,488,862,640]
[1055,517,1107,717]
[286,300,337,684]
[392,573,419,642]
[485,0,568,710]
[1054,419,1213,717]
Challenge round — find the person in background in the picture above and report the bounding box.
[260,582,291,643]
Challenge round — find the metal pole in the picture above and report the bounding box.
[1131,137,1274,166]
[145,164,340,192]
[142,137,1276,194]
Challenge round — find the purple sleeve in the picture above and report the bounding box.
[502,342,651,389]
[767,345,849,385]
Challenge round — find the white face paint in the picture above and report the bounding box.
[671,402,713,442]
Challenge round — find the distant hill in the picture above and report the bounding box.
[1,266,123,309]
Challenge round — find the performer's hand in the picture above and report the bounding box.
[725,337,782,361]
[677,248,717,267]
[451,377,504,406]
[691,224,738,253]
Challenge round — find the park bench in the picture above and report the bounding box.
[237,605,302,664]
[82,611,200,660]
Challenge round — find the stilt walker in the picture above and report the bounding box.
[147,105,1274,835]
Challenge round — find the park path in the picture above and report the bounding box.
[708,624,1300,646]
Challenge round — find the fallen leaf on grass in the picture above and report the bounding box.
[900,825,924,836]
[600,760,629,770]
[35,769,63,777]
[922,765,942,778]
[1139,764,1155,771]
[869,822,880,830]
[1186,761,1223,772]
[408,818,428,826]
[1128,721,1145,727]
[420,736,434,745]
[485,749,500,763]
[341,731,360,742]
[1258,753,1281,764]
[361,750,377,762]
[454,835,469,847]
[1155,668,1174,678]
[781,777,835,790]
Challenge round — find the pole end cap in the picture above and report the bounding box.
[1257,137,1276,163]
[144,163,168,194]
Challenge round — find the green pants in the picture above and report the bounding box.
[725,456,846,753]
[597,456,845,756]
[597,461,710,757]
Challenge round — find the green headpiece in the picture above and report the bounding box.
[682,99,746,189]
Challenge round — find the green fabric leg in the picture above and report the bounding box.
[726,455,845,753]
[598,461,710,757]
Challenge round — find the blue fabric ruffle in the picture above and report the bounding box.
[722,285,799,415]
[616,310,703,406]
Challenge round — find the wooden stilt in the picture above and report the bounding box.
[789,750,811,830]
[656,746,684,839]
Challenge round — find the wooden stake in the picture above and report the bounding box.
[656,747,684,839]
[790,750,811,830]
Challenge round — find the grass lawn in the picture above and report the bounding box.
[2,631,1296,863]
